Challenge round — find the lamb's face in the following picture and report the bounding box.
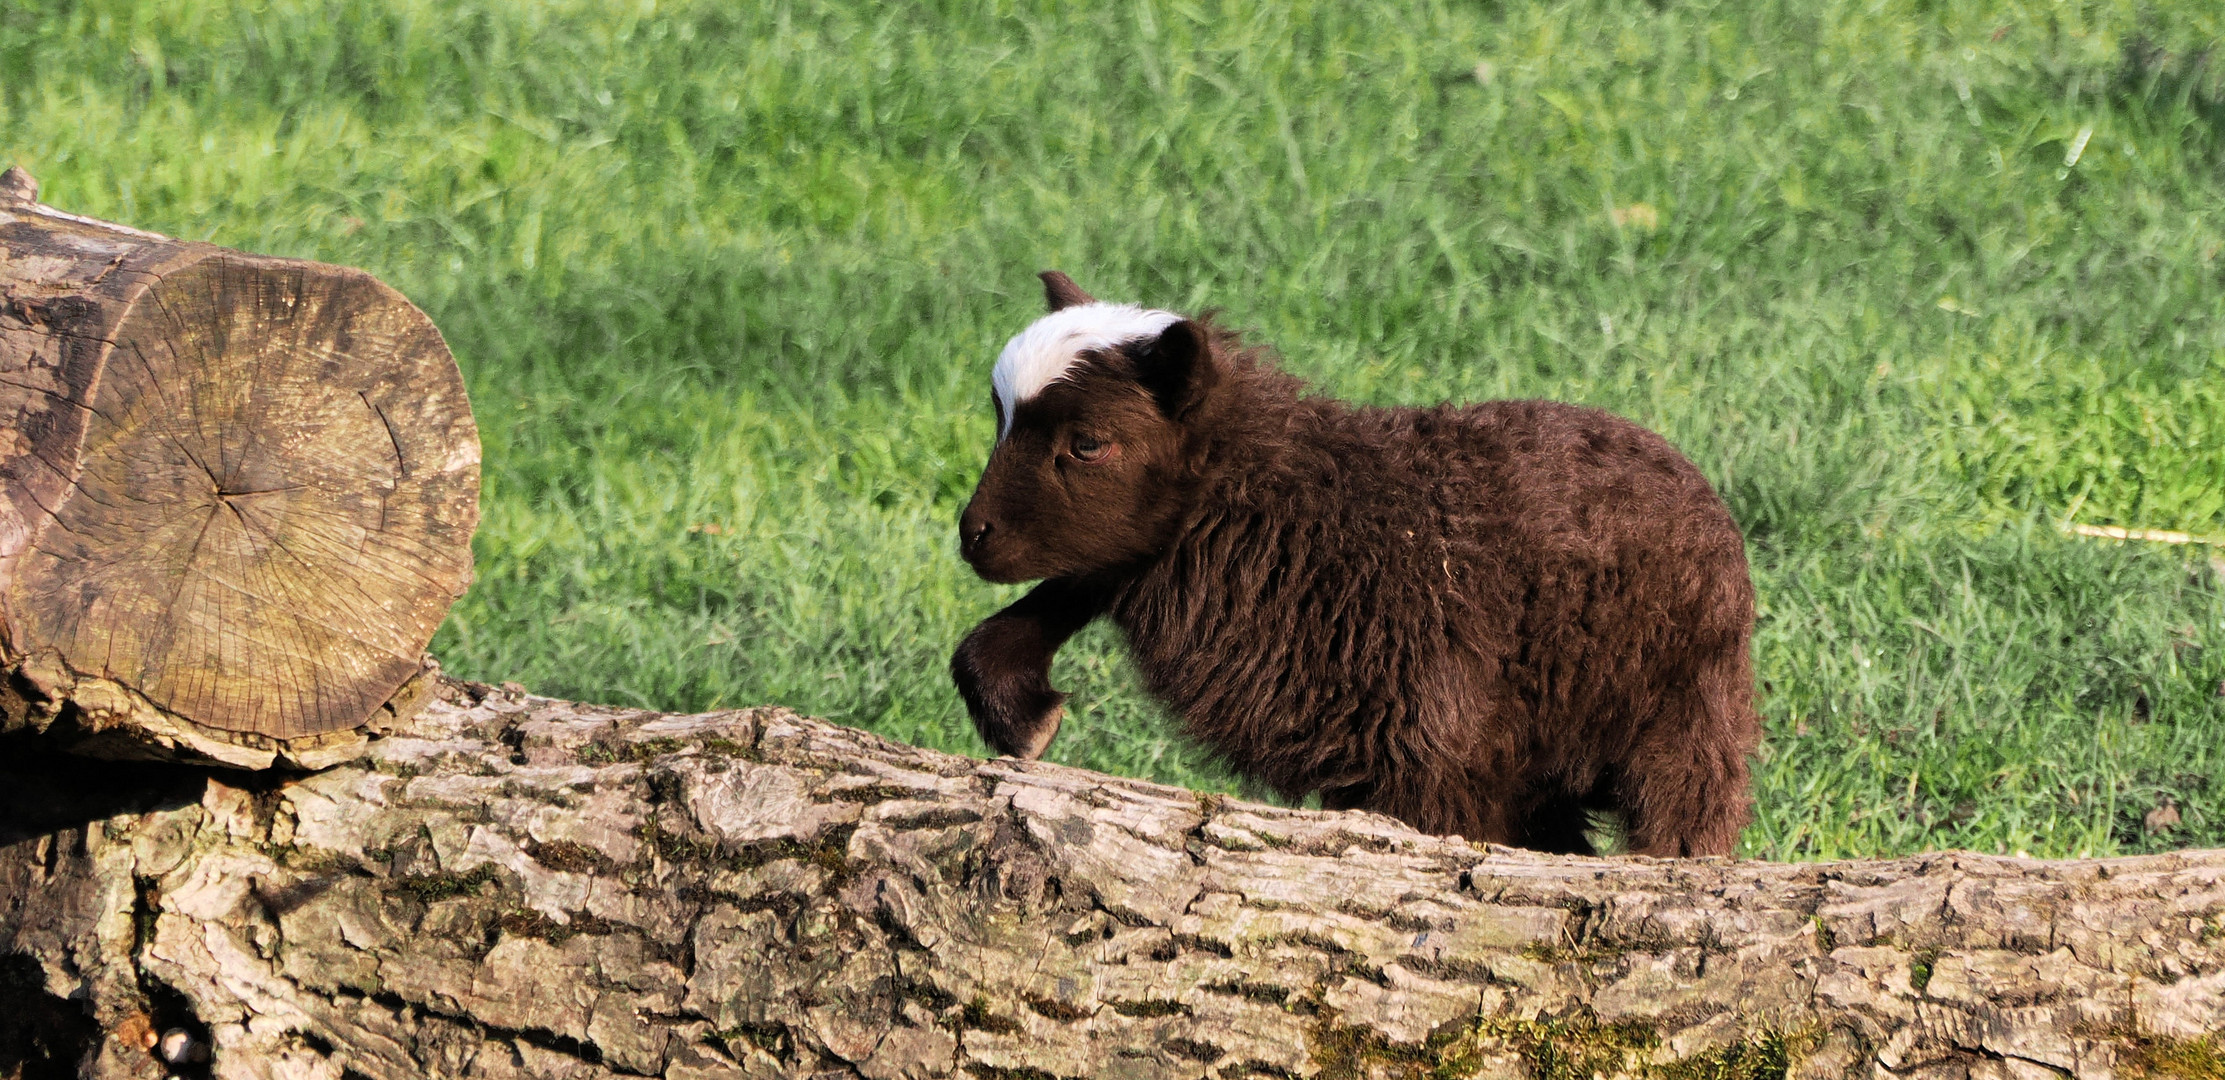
[958,284,1214,584]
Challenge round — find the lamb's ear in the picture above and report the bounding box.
[1039,270,1096,311]
[1131,318,1216,420]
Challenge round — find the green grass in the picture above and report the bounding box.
[5,0,2222,860]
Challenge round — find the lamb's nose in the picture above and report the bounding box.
[960,512,994,549]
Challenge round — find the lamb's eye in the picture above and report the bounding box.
[1070,435,1111,462]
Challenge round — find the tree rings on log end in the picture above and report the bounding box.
[0,203,479,764]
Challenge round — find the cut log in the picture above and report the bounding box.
[4,684,2222,1080]
[0,167,477,768]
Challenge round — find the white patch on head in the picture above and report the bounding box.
[992,302,1181,439]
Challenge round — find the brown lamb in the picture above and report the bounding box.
[951,271,1759,855]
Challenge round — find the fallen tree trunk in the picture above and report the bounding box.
[0,167,476,769]
[5,683,2223,1080]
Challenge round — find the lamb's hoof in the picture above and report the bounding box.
[998,704,1064,761]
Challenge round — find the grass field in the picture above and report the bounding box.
[5,0,2222,860]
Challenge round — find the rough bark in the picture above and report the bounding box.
[0,166,477,768]
[5,683,2224,1080]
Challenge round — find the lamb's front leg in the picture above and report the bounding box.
[951,578,1106,759]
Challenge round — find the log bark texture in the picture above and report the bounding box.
[0,167,476,768]
[5,684,2225,1080]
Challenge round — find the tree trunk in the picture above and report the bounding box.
[4,683,2221,1080]
[0,167,476,768]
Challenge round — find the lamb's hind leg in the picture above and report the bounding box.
[1617,672,1759,857]
[951,577,1106,759]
